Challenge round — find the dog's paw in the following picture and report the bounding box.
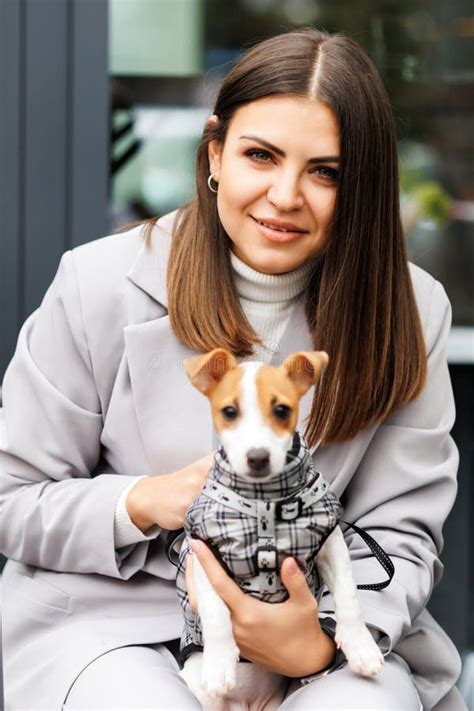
[336,623,384,678]
[201,642,240,698]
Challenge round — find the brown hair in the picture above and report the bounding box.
[134,28,426,445]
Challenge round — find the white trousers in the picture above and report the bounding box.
[59,642,458,711]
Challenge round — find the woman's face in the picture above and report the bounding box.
[208,95,340,275]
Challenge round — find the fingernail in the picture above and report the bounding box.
[286,558,298,575]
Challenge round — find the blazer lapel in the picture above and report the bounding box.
[126,215,173,307]
[123,316,214,476]
[124,215,214,474]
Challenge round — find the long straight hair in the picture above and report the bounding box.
[138,28,427,445]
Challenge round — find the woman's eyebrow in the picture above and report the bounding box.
[239,135,340,164]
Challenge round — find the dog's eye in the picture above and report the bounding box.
[273,404,291,421]
[222,406,238,421]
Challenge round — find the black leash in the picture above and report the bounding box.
[341,521,395,590]
[166,522,395,591]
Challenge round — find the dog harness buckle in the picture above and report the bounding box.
[275,499,303,521]
[256,545,277,572]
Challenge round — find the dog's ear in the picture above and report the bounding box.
[184,348,237,396]
[281,351,329,396]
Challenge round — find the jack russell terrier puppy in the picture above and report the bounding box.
[176,348,384,710]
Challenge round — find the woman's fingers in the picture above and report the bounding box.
[187,548,316,616]
[190,539,245,610]
[280,557,318,609]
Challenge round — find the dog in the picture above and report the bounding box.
[176,348,384,710]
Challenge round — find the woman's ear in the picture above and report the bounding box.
[207,139,222,180]
[207,115,222,180]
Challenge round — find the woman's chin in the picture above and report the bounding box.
[230,246,299,275]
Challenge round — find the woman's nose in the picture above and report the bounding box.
[267,171,304,212]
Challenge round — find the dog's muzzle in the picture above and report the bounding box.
[246,448,270,478]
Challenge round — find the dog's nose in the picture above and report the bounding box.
[247,448,270,473]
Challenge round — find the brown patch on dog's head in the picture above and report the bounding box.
[210,366,245,432]
[255,365,299,436]
[184,348,243,431]
[254,351,329,436]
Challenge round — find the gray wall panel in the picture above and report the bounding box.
[0,0,108,377]
[0,0,22,372]
[71,0,109,248]
[24,0,69,313]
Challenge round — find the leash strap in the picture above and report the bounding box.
[341,520,395,590]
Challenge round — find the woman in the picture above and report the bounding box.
[0,28,466,710]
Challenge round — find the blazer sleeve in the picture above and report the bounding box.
[0,250,158,578]
[318,278,459,654]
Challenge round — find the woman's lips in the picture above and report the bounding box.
[251,216,308,243]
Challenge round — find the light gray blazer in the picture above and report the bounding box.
[0,211,462,710]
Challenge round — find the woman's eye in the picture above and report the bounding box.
[313,166,339,183]
[273,404,291,421]
[244,148,273,164]
[222,406,239,421]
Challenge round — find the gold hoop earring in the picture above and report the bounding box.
[207,174,219,193]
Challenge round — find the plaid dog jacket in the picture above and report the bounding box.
[176,432,343,663]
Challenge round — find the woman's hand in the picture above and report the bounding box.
[185,540,337,678]
[126,453,214,532]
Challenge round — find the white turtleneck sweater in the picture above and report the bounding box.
[230,251,314,363]
[114,251,314,549]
